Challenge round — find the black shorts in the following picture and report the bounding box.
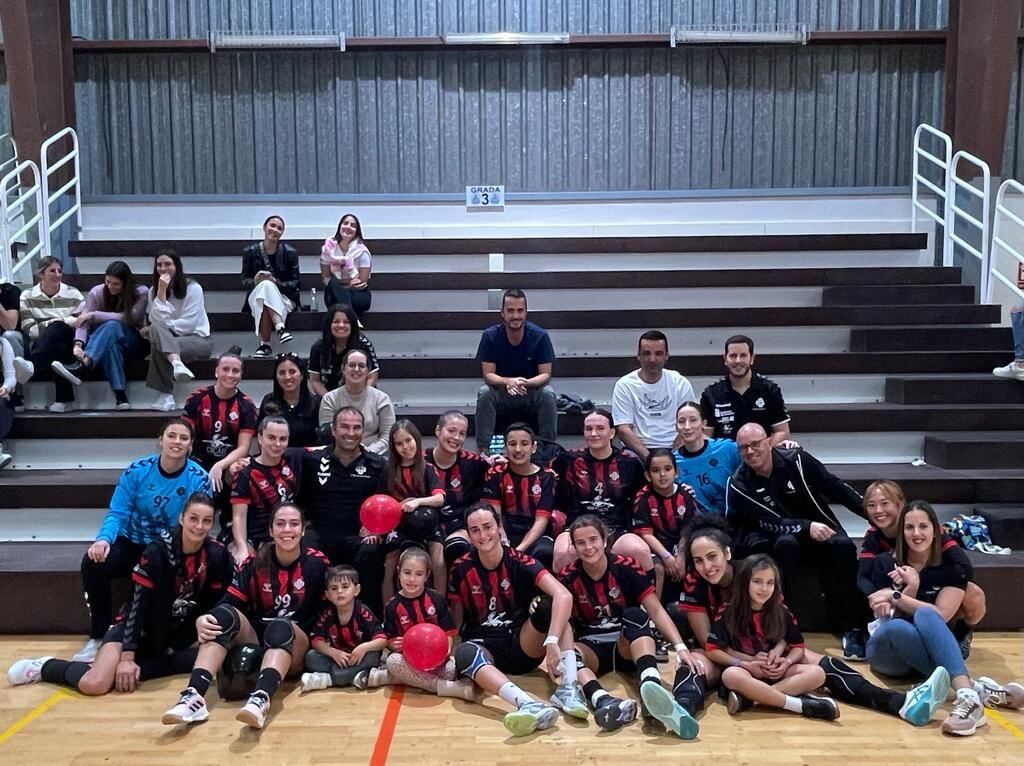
[102,621,196,658]
[469,630,544,676]
[439,506,467,536]
[578,631,636,677]
[384,528,443,554]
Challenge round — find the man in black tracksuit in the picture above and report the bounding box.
[725,423,869,659]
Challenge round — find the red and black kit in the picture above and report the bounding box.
[554,448,645,536]
[632,484,699,551]
[182,385,258,471]
[482,464,557,547]
[311,600,385,652]
[557,553,655,637]
[230,451,304,544]
[424,449,489,534]
[678,571,729,619]
[382,587,457,638]
[705,603,805,656]
[448,547,548,642]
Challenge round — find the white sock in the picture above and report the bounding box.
[275,323,284,331]
[560,650,578,686]
[783,695,802,713]
[590,688,610,707]
[437,679,475,701]
[498,681,534,709]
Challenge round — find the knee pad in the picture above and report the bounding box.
[262,617,295,653]
[208,605,241,649]
[621,606,653,643]
[454,641,491,680]
[444,535,472,567]
[529,596,553,633]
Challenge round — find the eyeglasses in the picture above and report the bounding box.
[737,437,769,454]
[277,352,300,361]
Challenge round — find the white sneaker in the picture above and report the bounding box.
[300,672,332,692]
[12,357,34,385]
[7,656,52,686]
[974,676,1024,709]
[48,401,74,414]
[940,688,987,736]
[161,687,210,725]
[0,446,12,471]
[171,360,194,382]
[992,361,1024,381]
[72,638,101,663]
[150,393,177,412]
[236,691,271,729]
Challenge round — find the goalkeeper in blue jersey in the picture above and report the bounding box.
[671,402,741,515]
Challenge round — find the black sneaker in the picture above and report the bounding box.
[958,629,974,660]
[726,690,753,715]
[10,391,24,412]
[277,328,294,344]
[253,343,273,358]
[593,695,638,732]
[800,694,840,721]
[842,629,867,661]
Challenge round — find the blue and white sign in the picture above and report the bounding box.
[466,185,505,208]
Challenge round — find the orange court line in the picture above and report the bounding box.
[369,685,406,766]
[0,689,74,747]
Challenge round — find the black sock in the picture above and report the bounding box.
[582,679,611,709]
[636,653,661,690]
[951,620,971,642]
[672,666,708,714]
[189,667,213,697]
[40,659,90,689]
[114,390,128,404]
[819,656,902,716]
[254,668,282,699]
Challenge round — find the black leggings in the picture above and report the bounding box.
[80,536,147,639]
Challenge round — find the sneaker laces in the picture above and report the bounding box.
[950,691,979,719]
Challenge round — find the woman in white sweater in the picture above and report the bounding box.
[145,249,212,411]
[318,348,394,454]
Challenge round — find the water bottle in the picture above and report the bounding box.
[488,434,505,457]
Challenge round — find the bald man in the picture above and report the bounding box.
[725,423,869,660]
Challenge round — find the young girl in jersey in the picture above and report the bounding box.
[360,548,474,699]
[300,565,387,692]
[705,554,839,721]
[9,494,231,696]
[382,420,447,602]
[161,502,329,730]
[632,448,697,603]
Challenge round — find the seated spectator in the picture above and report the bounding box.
[241,214,299,358]
[0,278,22,355]
[145,249,212,412]
[672,401,740,514]
[475,288,557,452]
[308,303,379,395]
[726,423,867,660]
[0,335,15,468]
[320,213,372,320]
[258,353,321,448]
[14,256,84,412]
[992,267,1024,380]
[700,334,790,445]
[51,260,148,410]
[318,348,394,455]
[612,330,695,460]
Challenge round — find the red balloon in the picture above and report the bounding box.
[403,623,449,672]
[359,494,402,535]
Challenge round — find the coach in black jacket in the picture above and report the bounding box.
[725,422,869,658]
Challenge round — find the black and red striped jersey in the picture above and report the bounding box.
[230,451,304,544]
[449,546,548,641]
[183,385,258,470]
[383,588,457,638]
[558,553,655,637]
[424,449,488,532]
[222,544,330,633]
[312,600,385,651]
[482,464,557,547]
[678,570,729,619]
[705,603,804,655]
[554,448,645,532]
[390,463,445,503]
[632,484,699,550]
[117,533,232,652]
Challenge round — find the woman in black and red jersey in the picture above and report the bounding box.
[160,502,329,730]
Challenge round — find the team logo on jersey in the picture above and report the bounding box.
[355,465,366,476]
[318,457,331,485]
[294,578,304,590]
[258,480,270,489]
[608,587,620,599]
[610,471,620,482]
[471,585,482,595]
[531,484,541,496]
[709,458,718,467]
[229,411,239,421]
[450,478,461,489]
[577,592,590,604]
[282,466,291,477]
[500,579,511,591]
[263,583,274,592]
[755,397,765,409]
[785,481,796,491]
[202,408,212,417]
[427,605,436,616]
[505,484,514,494]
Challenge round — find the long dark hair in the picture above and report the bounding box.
[100,260,140,321]
[257,502,306,570]
[333,212,365,245]
[895,499,943,568]
[722,554,788,647]
[319,303,363,371]
[152,248,188,300]
[387,419,426,498]
[270,353,311,408]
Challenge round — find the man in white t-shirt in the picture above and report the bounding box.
[612,330,695,460]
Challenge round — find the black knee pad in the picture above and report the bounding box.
[262,617,295,653]
[217,643,262,701]
[529,596,553,633]
[453,641,491,679]
[444,535,472,567]
[208,605,241,649]
[621,606,653,643]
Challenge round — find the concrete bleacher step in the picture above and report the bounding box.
[821,284,976,305]
[974,504,1024,550]
[923,432,1024,470]
[886,375,1024,405]
[850,326,1013,352]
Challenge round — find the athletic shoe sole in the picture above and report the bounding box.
[640,683,699,740]
[503,706,559,737]
[51,361,83,386]
[941,715,987,736]
[900,666,950,726]
[161,706,209,725]
[235,706,266,729]
[549,692,590,720]
[0,454,12,471]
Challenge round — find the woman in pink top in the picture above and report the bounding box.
[320,213,372,320]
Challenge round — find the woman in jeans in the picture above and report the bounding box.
[865,499,1024,736]
[319,213,372,320]
[992,265,1024,380]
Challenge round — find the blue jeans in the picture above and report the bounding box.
[1011,305,1023,361]
[867,606,968,680]
[85,321,148,392]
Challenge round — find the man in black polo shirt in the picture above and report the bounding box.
[474,288,557,452]
[726,422,868,660]
[299,406,387,613]
[700,334,790,445]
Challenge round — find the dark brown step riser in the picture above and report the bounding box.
[923,439,1024,470]
[65,267,965,292]
[851,327,1013,352]
[977,508,1024,551]
[68,233,929,259]
[822,285,975,305]
[886,379,1024,405]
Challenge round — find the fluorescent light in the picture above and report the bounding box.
[443,32,570,46]
[209,32,346,52]
[670,24,808,47]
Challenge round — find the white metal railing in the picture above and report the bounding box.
[0,133,18,177]
[911,123,953,267]
[990,178,1024,305]
[0,160,46,284]
[948,149,992,299]
[40,126,82,258]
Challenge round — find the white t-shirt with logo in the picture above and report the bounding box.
[611,369,696,449]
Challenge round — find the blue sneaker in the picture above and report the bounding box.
[842,629,867,662]
[640,682,699,740]
[503,701,559,737]
[899,665,951,726]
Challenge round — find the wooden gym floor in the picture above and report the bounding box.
[1,634,1022,765]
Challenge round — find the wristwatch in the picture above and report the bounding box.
[890,590,902,601]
